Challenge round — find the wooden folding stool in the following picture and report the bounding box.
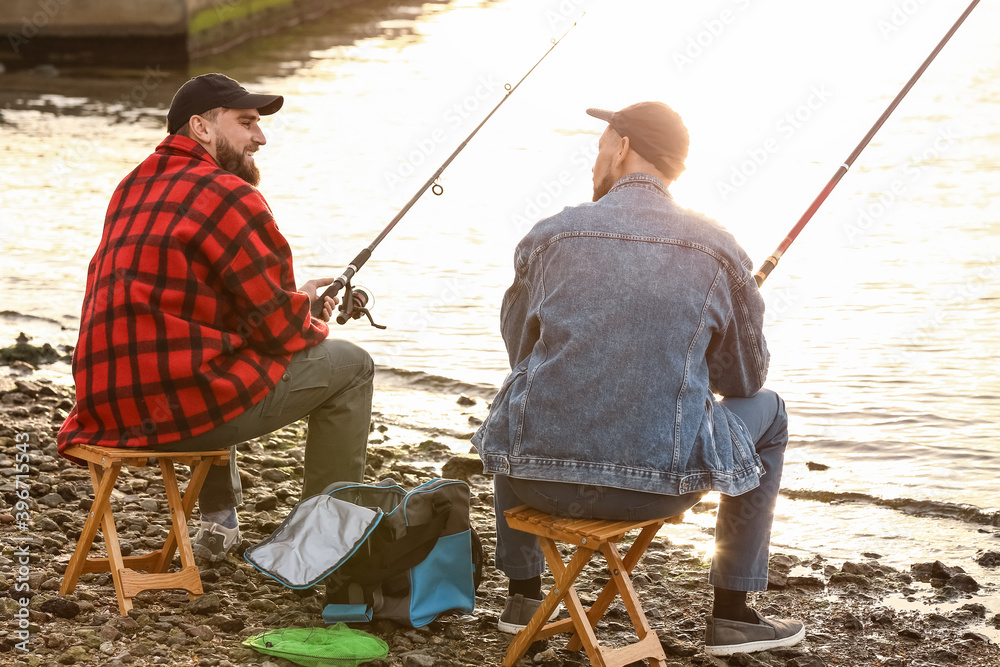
[59,443,231,615]
[502,505,672,667]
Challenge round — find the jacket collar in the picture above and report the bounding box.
[608,172,672,199]
[156,134,219,167]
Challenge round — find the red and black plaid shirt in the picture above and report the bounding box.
[58,135,329,455]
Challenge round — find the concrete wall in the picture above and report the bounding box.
[1,0,187,37]
[0,0,368,69]
[185,0,341,59]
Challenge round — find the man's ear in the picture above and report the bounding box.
[611,137,631,172]
[613,134,631,169]
[188,114,215,145]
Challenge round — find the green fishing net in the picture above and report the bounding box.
[242,624,389,667]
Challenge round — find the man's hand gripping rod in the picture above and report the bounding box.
[310,18,581,324]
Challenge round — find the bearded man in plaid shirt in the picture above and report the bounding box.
[58,73,374,561]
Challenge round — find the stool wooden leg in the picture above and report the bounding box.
[158,459,203,600]
[115,458,206,607]
[59,459,121,596]
[544,538,609,667]
[503,539,605,667]
[152,455,215,573]
[566,523,663,652]
[599,540,667,666]
[89,462,133,615]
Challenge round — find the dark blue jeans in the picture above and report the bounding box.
[493,389,787,591]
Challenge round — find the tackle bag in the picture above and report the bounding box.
[245,478,482,628]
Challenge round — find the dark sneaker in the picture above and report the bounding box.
[704,611,805,655]
[497,594,561,634]
[191,521,240,563]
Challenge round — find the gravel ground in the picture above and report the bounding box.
[1,371,999,667]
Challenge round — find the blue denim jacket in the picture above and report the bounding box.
[473,173,768,496]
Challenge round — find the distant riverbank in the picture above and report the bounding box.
[0,0,385,70]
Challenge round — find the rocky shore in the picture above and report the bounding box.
[1,367,999,667]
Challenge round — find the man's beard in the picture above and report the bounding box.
[592,172,615,202]
[216,136,261,186]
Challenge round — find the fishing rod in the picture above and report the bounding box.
[311,18,581,324]
[753,0,980,288]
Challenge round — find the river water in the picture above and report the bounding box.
[1,0,998,614]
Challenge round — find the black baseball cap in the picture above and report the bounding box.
[586,102,689,180]
[167,73,284,134]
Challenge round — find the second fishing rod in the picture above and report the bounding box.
[752,0,980,287]
[311,19,580,323]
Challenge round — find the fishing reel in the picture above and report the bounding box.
[336,280,385,329]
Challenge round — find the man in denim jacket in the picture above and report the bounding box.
[473,102,804,655]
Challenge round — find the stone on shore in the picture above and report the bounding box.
[188,593,222,615]
[441,453,484,484]
[39,598,80,619]
[976,550,1000,567]
[0,332,70,367]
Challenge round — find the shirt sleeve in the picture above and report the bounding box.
[706,273,770,398]
[499,239,542,370]
[499,278,535,370]
[217,188,329,355]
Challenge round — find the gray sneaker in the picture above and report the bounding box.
[191,521,241,563]
[704,611,805,655]
[497,594,561,634]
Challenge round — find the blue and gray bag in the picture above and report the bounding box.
[245,478,482,628]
